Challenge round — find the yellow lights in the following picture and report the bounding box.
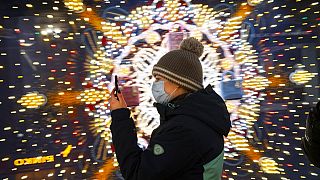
[258,157,282,174]
[144,30,161,44]
[225,101,237,113]
[118,65,133,77]
[60,145,72,158]
[160,0,185,21]
[226,131,263,163]
[2,157,10,161]
[64,0,85,12]
[243,76,271,90]
[79,11,127,44]
[247,0,264,6]
[268,75,289,88]
[78,89,110,105]
[220,57,234,71]
[47,91,82,107]
[138,16,154,29]
[238,103,260,127]
[86,51,114,74]
[219,4,253,40]
[90,117,112,138]
[289,69,317,85]
[227,133,251,151]
[14,155,54,166]
[189,29,203,41]
[128,6,154,29]
[26,4,33,8]
[93,158,116,179]
[192,4,216,27]
[17,92,47,109]
[40,28,62,35]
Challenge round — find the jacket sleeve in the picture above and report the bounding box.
[110,108,199,180]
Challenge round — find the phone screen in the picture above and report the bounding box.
[114,75,119,100]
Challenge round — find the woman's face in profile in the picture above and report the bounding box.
[153,75,178,95]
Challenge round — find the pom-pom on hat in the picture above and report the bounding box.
[152,37,204,92]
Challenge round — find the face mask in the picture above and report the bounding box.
[152,80,178,105]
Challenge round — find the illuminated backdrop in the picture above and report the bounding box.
[0,0,319,179]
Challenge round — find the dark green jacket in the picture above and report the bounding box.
[111,85,231,179]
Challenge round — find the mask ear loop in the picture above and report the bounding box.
[167,86,179,102]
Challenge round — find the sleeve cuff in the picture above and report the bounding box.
[111,108,131,122]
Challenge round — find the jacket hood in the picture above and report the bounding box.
[155,85,231,136]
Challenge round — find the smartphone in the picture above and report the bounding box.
[114,75,120,100]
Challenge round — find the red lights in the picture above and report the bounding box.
[14,29,21,33]
[50,44,57,48]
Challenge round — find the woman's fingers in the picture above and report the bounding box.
[110,88,116,98]
[110,88,118,102]
[117,92,127,106]
[109,87,127,110]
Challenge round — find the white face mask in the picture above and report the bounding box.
[152,80,178,105]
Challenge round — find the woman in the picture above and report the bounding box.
[110,37,231,180]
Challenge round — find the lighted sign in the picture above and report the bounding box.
[14,156,54,166]
[61,145,72,158]
[13,145,72,166]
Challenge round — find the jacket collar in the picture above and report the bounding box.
[155,85,231,136]
[153,94,185,124]
[153,86,211,123]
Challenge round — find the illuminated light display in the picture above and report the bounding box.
[85,51,114,74]
[247,0,264,6]
[113,0,282,175]
[144,30,162,44]
[268,75,289,88]
[47,91,82,107]
[92,157,116,179]
[0,0,320,179]
[14,155,54,166]
[219,3,253,41]
[64,0,85,12]
[242,76,270,91]
[78,89,110,105]
[258,157,283,174]
[78,10,127,44]
[17,92,47,109]
[289,68,317,85]
[61,145,73,158]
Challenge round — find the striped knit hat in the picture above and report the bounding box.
[152,37,204,92]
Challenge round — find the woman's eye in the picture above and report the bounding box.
[154,76,160,81]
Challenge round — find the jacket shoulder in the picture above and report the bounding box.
[169,114,225,164]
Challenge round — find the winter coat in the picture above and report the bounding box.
[110,84,231,180]
[302,101,320,168]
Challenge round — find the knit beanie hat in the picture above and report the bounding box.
[152,37,204,92]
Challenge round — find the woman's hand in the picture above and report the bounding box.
[109,88,127,111]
